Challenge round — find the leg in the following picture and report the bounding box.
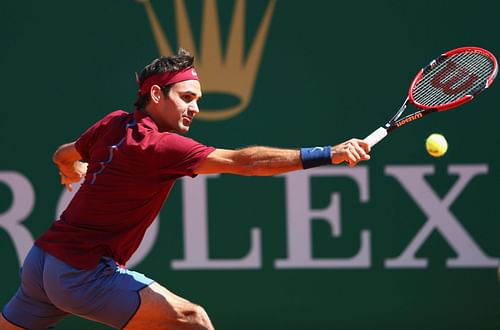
[43,253,213,329]
[124,282,215,330]
[0,312,23,330]
[2,246,68,330]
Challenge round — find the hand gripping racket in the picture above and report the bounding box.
[365,46,498,147]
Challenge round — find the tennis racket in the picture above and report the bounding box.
[364,46,498,147]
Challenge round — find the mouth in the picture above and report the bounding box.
[183,116,193,125]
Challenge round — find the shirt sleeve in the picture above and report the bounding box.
[75,111,127,162]
[154,133,216,177]
[74,124,98,162]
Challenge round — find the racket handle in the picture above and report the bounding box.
[364,127,388,147]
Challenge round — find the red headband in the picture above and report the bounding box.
[138,67,199,96]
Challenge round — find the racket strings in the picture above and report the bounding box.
[415,53,491,105]
[412,51,494,106]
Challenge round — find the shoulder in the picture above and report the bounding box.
[79,110,131,141]
[90,110,131,130]
[152,131,201,148]
[102,110,130,123]
[148,131,213,156]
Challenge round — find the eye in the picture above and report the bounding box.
[181,94,196,103]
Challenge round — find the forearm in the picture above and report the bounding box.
[53,142,82,167]
[53,142,85,178]
[196,146,302,176]
[232,146,302,176]
[53,142,87,191]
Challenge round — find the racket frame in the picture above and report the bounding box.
[364,46,498,147]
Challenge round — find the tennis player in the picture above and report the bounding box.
[0,49,370,330]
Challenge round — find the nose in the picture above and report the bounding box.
[188,101,200,114]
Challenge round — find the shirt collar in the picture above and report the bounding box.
[133,110,159,131]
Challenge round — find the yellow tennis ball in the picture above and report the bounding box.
[426,133,448,157]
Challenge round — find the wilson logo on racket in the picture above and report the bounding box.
[431,61,479,96]
[395,112,423,128]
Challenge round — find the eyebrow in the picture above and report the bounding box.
[181,90,202,99]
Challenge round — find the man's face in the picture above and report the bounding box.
[158,80,202,134]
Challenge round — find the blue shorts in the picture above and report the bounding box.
[2,245,154,329]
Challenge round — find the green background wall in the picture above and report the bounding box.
[1,1,499,329]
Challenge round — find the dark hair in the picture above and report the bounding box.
[134,48,195,111]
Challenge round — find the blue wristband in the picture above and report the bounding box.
[300,146,332,169]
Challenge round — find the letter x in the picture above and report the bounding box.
[384,165,498,268]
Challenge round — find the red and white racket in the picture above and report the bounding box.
[364,46,498,147]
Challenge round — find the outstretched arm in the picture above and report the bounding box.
[194,138,370,176]
[53,142,87,191]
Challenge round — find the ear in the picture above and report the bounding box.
[150,85,163,104]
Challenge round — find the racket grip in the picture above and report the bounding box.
[364,127,388,147]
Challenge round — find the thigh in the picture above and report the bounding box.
[2,245,68,330]
[43,254,154,329]
[0,312,23,330]
[124,282,215,330]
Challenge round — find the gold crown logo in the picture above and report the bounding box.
[137,0,276,121]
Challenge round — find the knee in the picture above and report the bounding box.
[183,304,214,330]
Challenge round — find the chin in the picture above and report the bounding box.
[178,125,190,134]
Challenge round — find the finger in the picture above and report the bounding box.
[348,145,361,162]
[351,150,370,163]
[347,148,368,166]
[353,144,370,160]
[357,139,371,153]
[65,183,73,192]
[346,151,358,166]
